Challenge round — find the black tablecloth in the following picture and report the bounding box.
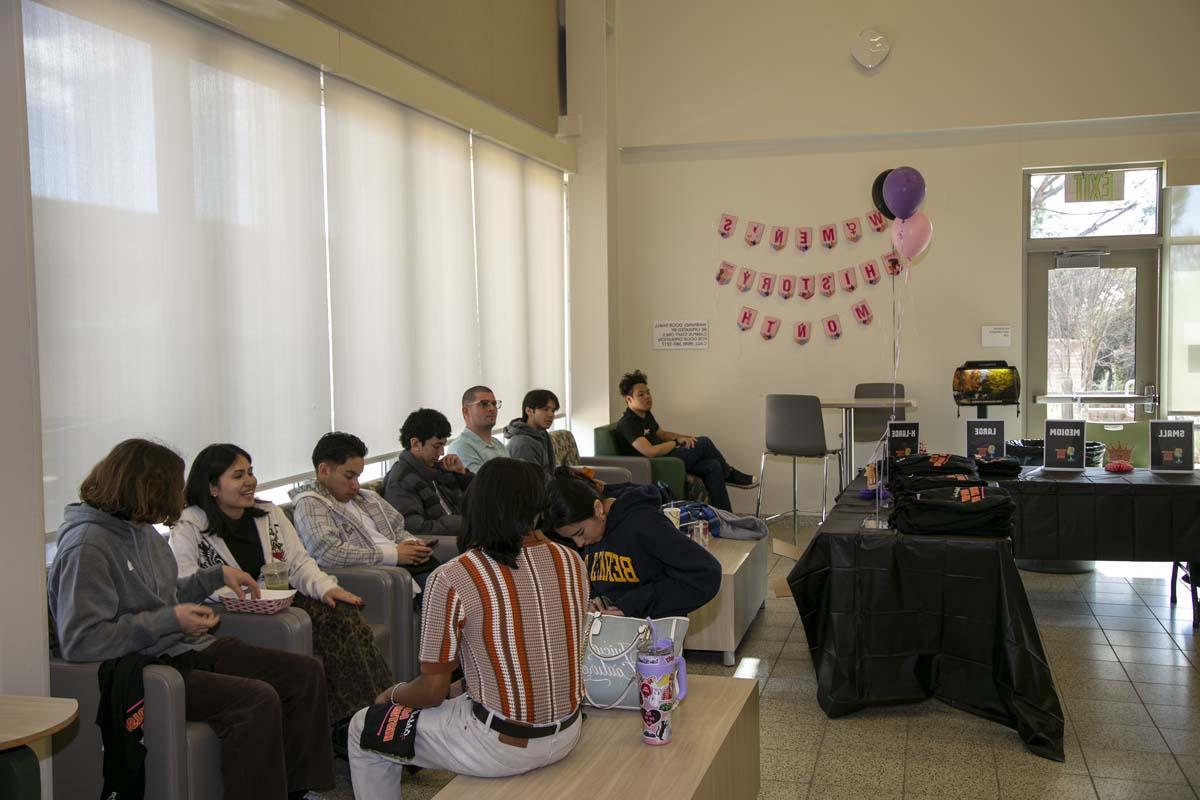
[999,467,1200,562]
[787,482,1065,760]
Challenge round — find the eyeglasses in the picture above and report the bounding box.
[468,399,502,410]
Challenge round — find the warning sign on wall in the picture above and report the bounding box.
[653,320,709,350]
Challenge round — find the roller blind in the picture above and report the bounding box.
[24,0,330,525]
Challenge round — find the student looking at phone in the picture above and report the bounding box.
[291,432,440,586]
[383,409,474,537]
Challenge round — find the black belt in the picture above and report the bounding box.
[471,701,581,740]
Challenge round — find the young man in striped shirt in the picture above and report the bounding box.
[348,459,589,798]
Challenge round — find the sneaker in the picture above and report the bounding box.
[725,469,756,487]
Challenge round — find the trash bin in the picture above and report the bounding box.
[1005,438,1105,467]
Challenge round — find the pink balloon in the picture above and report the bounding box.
[891,212,932,260]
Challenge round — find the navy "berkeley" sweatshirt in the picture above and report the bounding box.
[581,484,721,618]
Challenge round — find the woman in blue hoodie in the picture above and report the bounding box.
[544,468,721,618]
[47,439,334,800]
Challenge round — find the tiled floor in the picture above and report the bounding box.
[315,523,1200,799]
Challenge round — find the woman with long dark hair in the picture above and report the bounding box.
[169,443,393,744]
[47,439,333,800]
[348,458,589,799]
[544,467,721,618]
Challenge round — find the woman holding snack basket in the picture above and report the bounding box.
[170,443,394,744]
[47,439,333,800]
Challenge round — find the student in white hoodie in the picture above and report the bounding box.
[170,443,394,748]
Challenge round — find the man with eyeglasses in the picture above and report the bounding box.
[446,385,509,473]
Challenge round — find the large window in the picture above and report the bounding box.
[1029,166,1161,239]
[1163,185,1200,454]
[24,0,569,529]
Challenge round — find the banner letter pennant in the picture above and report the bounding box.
[851,300,873,325]
[818,272,836,297]
[866,209,887,232]
[859,259,881,285]
[882,250,903,275]
[822,314,843,340]
[794,320,812,344]
[756,272,777,297]
[842,217,862,242]
[760,316,781,340]
[744,221,765,246]
[795,227,812,253]
[799,274,816,300]
[715,261,736,285]
[819,224,838,249]
[718,213,738,238]
[769,226,789,251]
[737,306,759,331]
[736,267,757,292]
[778,274,796,299]
[839,267,858,293]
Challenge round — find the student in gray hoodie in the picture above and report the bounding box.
[503,389,560,475]
[47,439,334,800]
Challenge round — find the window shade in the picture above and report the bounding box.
[24,0,330,525]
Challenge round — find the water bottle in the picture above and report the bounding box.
[636,634,688,745]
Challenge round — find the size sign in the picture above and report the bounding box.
[1150,420,1194,473]
[966,419,1005,459]
[1044,420,1085,471]
[887,421,920,459]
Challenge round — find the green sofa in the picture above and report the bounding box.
[593,424,693,501]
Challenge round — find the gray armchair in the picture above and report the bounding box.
[549,429,650,485]
[50,607,312,800]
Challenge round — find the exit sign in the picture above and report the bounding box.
[1065,171,1125,203]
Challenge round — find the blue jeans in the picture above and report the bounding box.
[673,436,732,511]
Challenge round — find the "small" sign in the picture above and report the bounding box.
[1150,420,1194,473]
[887,421,920,459]
[966,419,1005,460]
[1044,420,1085,471]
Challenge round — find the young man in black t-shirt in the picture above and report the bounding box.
[613,370,753,511]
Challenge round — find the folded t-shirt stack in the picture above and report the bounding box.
[974,455,1023,480]
[888,485,1016,537]
[892,473,988,497]
[885,453,979,491]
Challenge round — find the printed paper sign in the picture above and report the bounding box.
[822,314,843,340]
[778,274,796,299]
[760,316,781,340]
[850,300,872,325]
[756,272,777,297]
[653,320,709,350]
[769,226,789,251]
[866,209,887,232]
[818,272,836,297]
[794,320,811,344]
[736,267,757,292]
[967,419,1006,459]
[883,251,903,275]
[737,306,758,331]
[718,214,738,238]
[799,275,816,299]
[819,224,838,249]
[745,221,765,246]
[1150,420,1194,472]
[1044,420,1085,471]
[860,260,881,285]
[839,267,858,293]
[715,261,736,285]
[795,227,812,252]
[842,217,862,242]
[887,421,920,458]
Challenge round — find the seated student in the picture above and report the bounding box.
[48,439,333,800]
[445,385,508,472]
[545,467,721,618]
[170,443,394,743]
[503,388,560,475]
[291,431,436,583]
[348,458,588,799]
[383,408,473,536]
[614,369,754,511]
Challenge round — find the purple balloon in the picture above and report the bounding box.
[882,167,926,220]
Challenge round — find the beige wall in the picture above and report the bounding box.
[617,0,1200,148]
[294,0,561,133]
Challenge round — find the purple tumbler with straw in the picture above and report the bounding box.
[636,630,688,745]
